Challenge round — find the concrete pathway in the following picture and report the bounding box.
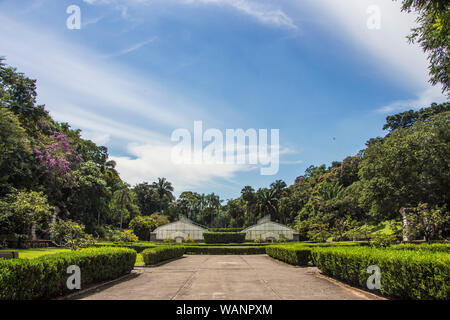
[76,255,380,300]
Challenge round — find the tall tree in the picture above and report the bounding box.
[398,0,450,94]
[113,187,133,230]
[152,177,175,212]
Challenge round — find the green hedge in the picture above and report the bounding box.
[266,246,311,266]
[208,228,244,232]
[185,246,266,255]
[203,232,246,244]
[182,242,269,247]
[0,247,136,300]
[92,242,156,253]
[311,247,450,300]
[141,246,185,265]
[391,243,450,252]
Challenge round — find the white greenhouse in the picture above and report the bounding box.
[243,216,299,242]
[150,216,208,243]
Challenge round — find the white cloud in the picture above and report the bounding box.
[377,86,448,113]
[105,37,157,57]
[83,0,299,30]
[183,0,299,30]
[302,0,447,112]
[111,143,254,192]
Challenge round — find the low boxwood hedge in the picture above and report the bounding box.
[265,246,311,266]
[208,228,244,232]
[0,247,136,300]
[391,243,450,252]
[92,242,157,253]
[182,242,269,247]
[141,246,185,265]
[311,247,450,300]
[184,246,266,255]
[203,232,246,244]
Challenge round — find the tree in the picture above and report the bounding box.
[383,102,450,132]
[152,178,175,212]
[0,107,33,195]
[405,203,449,242]
[113,187,133,230]
[66,161,109,232]
[129,215,157,240]
[359,111,450,220]
[0,190,53,247]
[133,182,160,215]
[398,0,450,94]
[257,188,278,218]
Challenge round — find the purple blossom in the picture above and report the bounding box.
[34,131,81,183]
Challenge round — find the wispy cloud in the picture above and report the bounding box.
[377,86,448,114]
[105,37,157,57]
[302,0,447,113]
[0,12,290,190]
[83,0,299,30]
[183,0,299,30]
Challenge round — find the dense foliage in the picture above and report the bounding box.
[184,246,266,255]
[0,247,136,300]
[203,232,246,243]
[311,246,449,300]
[141,246,185,265]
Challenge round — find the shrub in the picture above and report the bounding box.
[92,242,156,253]
[266,246,311,266]
[254,237,264,243]
[311,246,450,300]
[50,219,93,249]
[163,237,173,243]
[0,247,136,300]
[209,228,243,232]
[184,237,194,243]
[184,246,266,255]
[370,233,397,248]
[129,216,157,241]
[118,229,138,243]
[391,243,450,252]
[203,232,246,243]
[277,236,287,243]
[141,246,185,265]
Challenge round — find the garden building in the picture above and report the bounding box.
[243,215,299,242]
[150,216,208,243]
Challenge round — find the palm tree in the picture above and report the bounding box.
[257,188,278,218]
[113,188,132,230]
[270,180,287,197]
[152,178,175,212]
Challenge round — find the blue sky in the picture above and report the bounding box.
[0,0,447,200]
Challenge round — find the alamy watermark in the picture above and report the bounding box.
[366,265,381,290]
[366,5,381,30]
[67,265,81,290]
[66,5,81,30]
[171,121,280,175]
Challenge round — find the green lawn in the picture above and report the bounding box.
[3,247,71,259]
[3,247,146,267]
[135,253,144,267]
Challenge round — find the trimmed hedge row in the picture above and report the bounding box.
[311,247,450,300]
[203,232,246,244]
[0,247,136,300]
[92,242,156,253]
[141,246,185,265]
[182,242,269,247]
[266,246,312,266]
[391,243,450,252]
[209,228,244,232]
[185,246,266,255]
